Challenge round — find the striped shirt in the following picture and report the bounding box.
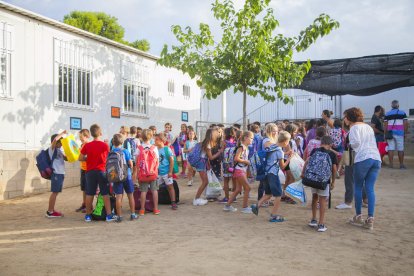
[384,109,407,136]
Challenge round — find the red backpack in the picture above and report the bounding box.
[137,145,159,182]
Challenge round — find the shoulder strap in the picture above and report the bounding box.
[164,146,170,159]
[51,149,58,162]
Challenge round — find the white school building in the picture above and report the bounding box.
[0,2,201,200]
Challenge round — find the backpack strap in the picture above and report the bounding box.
[164,146,171,160]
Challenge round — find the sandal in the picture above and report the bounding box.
[269,215,285,223]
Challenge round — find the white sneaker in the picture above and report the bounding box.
[193,198,208,206]
[187,180,193,186]
[241,207,253,214]
[223,205,237,212]
[336,203,352,209]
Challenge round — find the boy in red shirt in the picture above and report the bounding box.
[79,124,115,222]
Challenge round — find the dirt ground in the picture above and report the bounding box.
[1,156,414,276]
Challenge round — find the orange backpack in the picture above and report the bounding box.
[137,145,159,182]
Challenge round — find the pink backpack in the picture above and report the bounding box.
[137,145,159,182]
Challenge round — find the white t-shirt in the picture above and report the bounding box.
[349,123,381,163]
[234,145,249,172]
[49,147,65,174]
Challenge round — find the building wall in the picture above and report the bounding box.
[0,8,201,200]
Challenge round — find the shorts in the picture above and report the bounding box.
[113,176,134,195]
[158,174,174,185]
[195,158,208,172]
[264,172,282,197]
[233,169,246,179]
[375,134,385,143]
[80,170,87,191]
[51,173,64,193]
[85,170,109,196]
[311,185,330,197]
[387,135,404,151]
[139,180,159,192]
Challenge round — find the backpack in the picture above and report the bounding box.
[187,142,204,168]
[223,146,236,174]
[158,181,180,204]
[302,149,332,190]
[250,145,280,181]
[36,149,57,180]
[137,145,159,182]
[124,138,136,161]
[164,147,179,174]
[92,193,116,221]
[329,128,343,150]
[106,150,128,183]
[134,188,154,212]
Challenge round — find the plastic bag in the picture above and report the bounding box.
[278,170,286,185]
[289,153,305,181]
[206,170,222,199]
[285,179,307,204]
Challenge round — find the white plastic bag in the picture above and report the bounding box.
[285,179,307,204]
[278,170,286,185]
[289,153,305,181]
[206,170,223,199]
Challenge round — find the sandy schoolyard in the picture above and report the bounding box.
[1,157,414,276]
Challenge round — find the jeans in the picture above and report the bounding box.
[353,158,381,217]
[345,165,367,204]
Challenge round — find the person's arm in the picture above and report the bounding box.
[234,147,249,166]
[279,156,291,170]
[331,164,337,190]
[348,128,360,150]
[51,130,67,150]
[168,155,174,177]
[206,147,223,160]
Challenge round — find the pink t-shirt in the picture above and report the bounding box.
[306,139,321,158]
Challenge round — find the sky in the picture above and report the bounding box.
[4,0,414,61]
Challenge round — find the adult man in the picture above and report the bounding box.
[371,105,385,143]
[384,100,408,169]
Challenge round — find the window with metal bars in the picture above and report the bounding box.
[121,60,149,116]
[183,84,190,99]
[168,79,175,96]
[0,22,12,99]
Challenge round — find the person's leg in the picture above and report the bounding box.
[240,176,251,208]
[97,172,112,216]
[344,165,354,204]
[270,197,282,216]
[311,193,318,220]
[223,177,230,199]
[364,160,380,218]
[167,185,176,203]
[115,194,122,217]
[85,171,97,215]
[398,151,404,167]
[126,193,135,213]
[318,195,328,225]
[152,190,159,211]
[257,180,265,201]
[227,178,241,205]
[195,171,208,199]
[353,160,369,216]
[48,192,58,212]
[257,194,271,208]
[268,173,283,216]
[140,191,147,212]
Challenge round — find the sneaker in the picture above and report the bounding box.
[269,215,285,223]
[193,198,208,206]
[116,216,123,223]
[171,203,178,210]
[45,211,63,218]
[218,197,228,204]
[241,207,253,214]
[106,214,116,222]
[84,214,92,222]
[363,217,374,230]
[261,201,269,208]
[187,180,193,186]
[251,204,259,216]
[349,215,364,227]
[153,209,161,215]
[139,210,145,216]
[223,205,237,212]
[130,213,138,220]
[400,164,407,170]
[336,171,340,179]
[317,224,327,232]
[75,204,86,212]
[335,203,352,209]
[308,219,318,227]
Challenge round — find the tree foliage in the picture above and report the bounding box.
[158,0,339,129]
[63,11,150,52]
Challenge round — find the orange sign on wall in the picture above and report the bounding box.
[111,106,120,118]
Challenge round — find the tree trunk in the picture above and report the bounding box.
[242,88,247,131]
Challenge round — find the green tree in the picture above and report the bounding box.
[63,11,150,52]
[158,0,339,129]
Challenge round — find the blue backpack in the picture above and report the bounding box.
[250,144,280,181]
[36,149,57,180]
[187,142,204,168]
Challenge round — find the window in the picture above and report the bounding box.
[183,84,190,99]
[54,39,93,109]
[168,79,175,96]
[0,22,12,99]
[121,60,149,116]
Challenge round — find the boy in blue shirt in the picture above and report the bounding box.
[155,133,177,210]
[111,134,138,221]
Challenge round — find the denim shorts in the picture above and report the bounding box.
[80,170,87,191]
[51,173,64,193]
[113,176,134,195]
[85,170,109,196]
[195,158,208,172]
[264,172,282,197]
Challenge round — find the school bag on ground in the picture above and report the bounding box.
[92,193,116,221]
[302,149,332,190]
[134,188,154,212]
[36,149,57,180]
[187,142,204,168]
[137,145,159,182]
[165,147,179,174]
[106,150,128,183]
[158,180,180,204]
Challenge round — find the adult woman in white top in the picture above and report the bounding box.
[343,107,381,230]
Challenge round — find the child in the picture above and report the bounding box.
[251,127,292,223]
[303,126,326,160]
[76,129,90,213]
[110,134,138,221]
[46,130,67,218]
[281,123,299,204]
[178,124,188,178]
[154,133,178,210]
[79,124,115,222]
[220,127,237,203]
[193,128,225,206]
[183,130,197,186]
[135,129,161,215]
[223,131,254,214]
[164,122,174,146]
[149,125,157,145]
[302,135,337,232]
[210,126,224,183]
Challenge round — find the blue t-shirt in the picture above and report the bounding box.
[112,147,132,177]
[159,146,173,175]
[262,138,284,175]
